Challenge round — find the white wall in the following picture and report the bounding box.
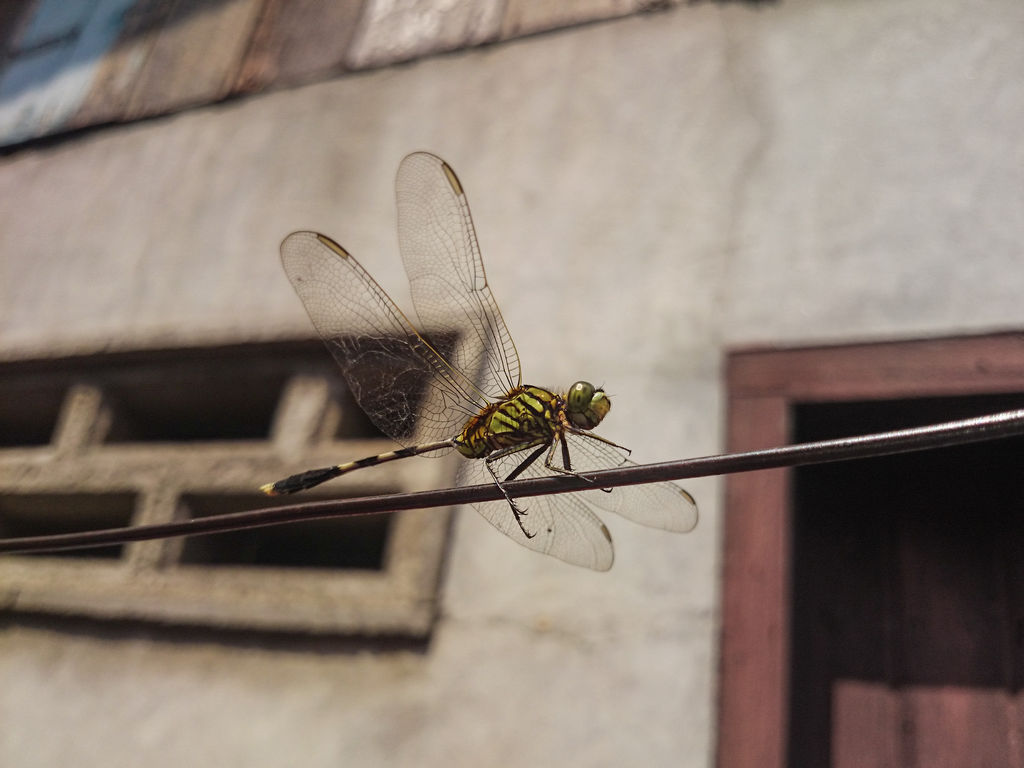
[1,1,1021,765]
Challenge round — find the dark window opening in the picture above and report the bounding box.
[0,342,390,447]
[0,492,136,559]
[101,363,290,443]
[178,494,394,570]
[0,375,65,446]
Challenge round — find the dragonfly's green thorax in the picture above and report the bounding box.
[454,381,611,459]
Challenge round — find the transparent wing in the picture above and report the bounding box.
[457,457,615,571]
[456,430,697,569]
[396,152,521,400]
[558,432,699,533]
[279,231,486,446]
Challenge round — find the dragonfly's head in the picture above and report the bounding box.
[565,381,611,430]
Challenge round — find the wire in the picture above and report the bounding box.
[2,407,1024,555]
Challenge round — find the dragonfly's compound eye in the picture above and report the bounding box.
[566,381,611,429]
[587,389,611,425]
[567,381,595,411]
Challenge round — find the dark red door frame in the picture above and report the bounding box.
[717,332,1024,768]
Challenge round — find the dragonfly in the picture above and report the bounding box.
[261,152,697,570]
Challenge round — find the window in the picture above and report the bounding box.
[0,342,453,636]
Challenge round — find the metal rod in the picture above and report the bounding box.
[2,407,1024,555]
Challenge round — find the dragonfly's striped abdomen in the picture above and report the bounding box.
[261,439,453,495]
[455,386,562,459]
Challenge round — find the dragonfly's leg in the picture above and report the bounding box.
[542,437,577,476]
[501,443,549,483]
[541,435,597,485]
[555,439,610,492]
[485,440,548,538]
[559,429,623,493]
[564,426,632,455]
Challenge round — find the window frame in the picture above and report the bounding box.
[0,341,453,637]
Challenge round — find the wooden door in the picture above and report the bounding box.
[719,334,1024,768]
